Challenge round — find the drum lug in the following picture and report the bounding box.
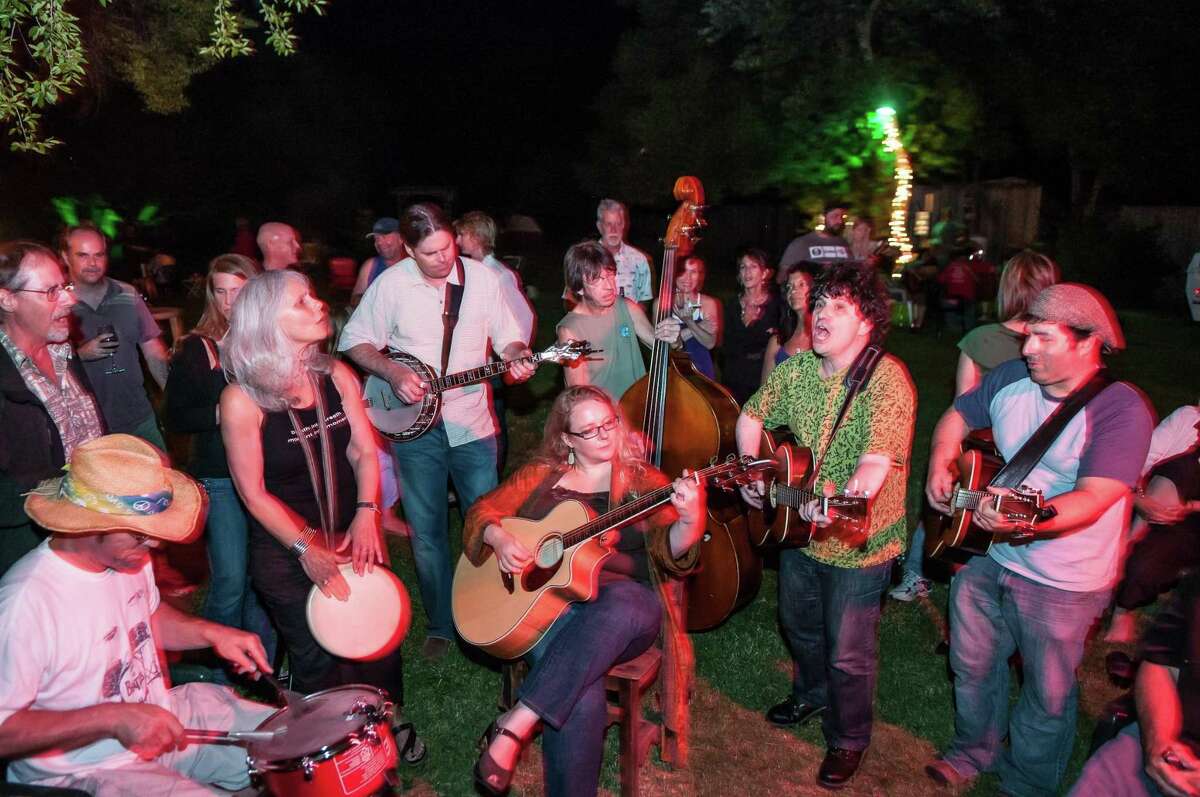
[364,724,382,746]
[301,756,316,780]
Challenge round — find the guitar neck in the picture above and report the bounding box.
[430,354,542,393]
[951,488,992,511]
[774,482,827,509]
[559,462,726,550]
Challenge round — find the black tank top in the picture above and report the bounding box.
[251,375,358,535]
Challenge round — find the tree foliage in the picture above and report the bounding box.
[0,0,328,153]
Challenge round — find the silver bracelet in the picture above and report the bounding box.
[289,526,318,558]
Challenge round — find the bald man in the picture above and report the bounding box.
[256,222,302,271]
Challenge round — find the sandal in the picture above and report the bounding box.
[473,720,525,796]
[392,721,427,766]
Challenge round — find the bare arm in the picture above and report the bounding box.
[1137,662,1200,797]
[331,361,386,574]
[151,600,270,676]
[761,337,782,385]
[557,323,592,388]
[974,476,1132,538]
[350,258,375,306]
[627,299,682,350]
[925,405,971,512]
[735,412,767,508]
[0,703,184,762]
[344,342,426,404]
[954,351,984,397]
[140,337,170,390]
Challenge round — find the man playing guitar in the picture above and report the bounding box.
[735,261,916,789]
[923,283,1154,796]
[340,202,535,660]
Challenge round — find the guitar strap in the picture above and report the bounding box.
[990,368,1113,490]
[439,258,466,377]
[806,344,885,490]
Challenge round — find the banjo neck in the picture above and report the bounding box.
[426,352,547,395]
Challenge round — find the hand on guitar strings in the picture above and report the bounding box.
[338,509,387,576]
[299,543,352,601]
[653,318,684,348]
[973,486,1035,541]
[668,470,706,550]
[484,523,534,574]
[799,480,837,528]
[739,476,766,509]
[387,361,428,404]
[502,343,536,384]
[925,462,956,515]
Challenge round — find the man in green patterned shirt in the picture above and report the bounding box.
[735,261,916,790]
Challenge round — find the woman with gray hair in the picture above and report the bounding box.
[219,269,425,761]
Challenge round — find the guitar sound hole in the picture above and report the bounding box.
[522,566,557,592]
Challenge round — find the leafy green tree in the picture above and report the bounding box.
[0,0,328,153]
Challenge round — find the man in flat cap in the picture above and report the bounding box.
[0,434,274,795]
[351,216,407,307]
[922,283,1155,796]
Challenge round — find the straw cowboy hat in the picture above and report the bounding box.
[25,434,206,542]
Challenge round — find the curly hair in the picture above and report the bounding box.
[809,260,892,345]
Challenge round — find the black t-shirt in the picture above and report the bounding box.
[1151,450,1200,533]
[1139,570,1200,753]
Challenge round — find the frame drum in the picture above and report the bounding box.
[306,565,411,661]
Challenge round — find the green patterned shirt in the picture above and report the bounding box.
[743,350,916,568]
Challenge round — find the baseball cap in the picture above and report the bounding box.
[366,217,401,238]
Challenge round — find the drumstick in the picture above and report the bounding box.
[184,729,278,745]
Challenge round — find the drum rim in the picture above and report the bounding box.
[246,685,393,771]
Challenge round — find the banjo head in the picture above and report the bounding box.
[364,351,442,441]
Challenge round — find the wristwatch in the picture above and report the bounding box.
[355,501,381,514]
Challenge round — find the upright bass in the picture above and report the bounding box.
[620,176,762,631]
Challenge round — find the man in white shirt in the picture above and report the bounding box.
[340,203,534,659]
[0,434,273,795]
[596,198,654,310]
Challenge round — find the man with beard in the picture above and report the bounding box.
[779,203,852,277]
[0,241,104,576]
[923,284,1154,796]
[735,261,916,789]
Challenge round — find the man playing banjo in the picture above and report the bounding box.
[340,202,535,660]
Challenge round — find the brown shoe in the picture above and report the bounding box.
[422,636,451,660]
[817,747,863,790]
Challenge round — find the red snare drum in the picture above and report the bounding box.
[247,685,397,796]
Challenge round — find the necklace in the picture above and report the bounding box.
[740,293,767,326]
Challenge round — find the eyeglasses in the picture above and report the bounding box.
[567,416,619,440]
[15,282,75,302]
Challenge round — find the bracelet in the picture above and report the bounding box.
[355,501,381,514]
[289,525,318,558]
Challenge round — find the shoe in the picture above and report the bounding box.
[765,696,826,727]
[925,757,975,787]
[889,571,932,602]
[474,720,525,796]
[392,720,428,766]
[422,636,451,660]
[817,747,863,789]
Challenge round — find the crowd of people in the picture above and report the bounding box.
[0,195,1196,797]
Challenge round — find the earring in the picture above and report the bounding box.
[567,446,575,466]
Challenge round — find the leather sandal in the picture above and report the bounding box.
[474,720,526,796]
[392,720,427,765]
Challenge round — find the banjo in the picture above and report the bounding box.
[364,340,597,442]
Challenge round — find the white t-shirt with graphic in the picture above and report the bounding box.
[0,540,167,783]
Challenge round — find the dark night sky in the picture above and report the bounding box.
[0,0,631,255]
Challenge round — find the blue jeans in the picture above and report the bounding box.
[944,555,1111,796]
[200,478,275,670]
[521,579,662,797]
[391,427,498,639]
[901,521,927,578]
[778,549,894,751]
[1068,724,1166,797]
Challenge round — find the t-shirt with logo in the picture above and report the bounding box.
[779,232,852,270]
[954,359,1154,592]
[0,540,166,783]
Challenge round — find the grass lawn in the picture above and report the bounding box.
[161,276,1199,795]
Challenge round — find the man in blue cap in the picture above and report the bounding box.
[352,217,406,306]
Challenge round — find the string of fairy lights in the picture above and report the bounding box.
[874,107,915,264]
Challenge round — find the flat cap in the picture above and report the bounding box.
[1028,282,1125,351]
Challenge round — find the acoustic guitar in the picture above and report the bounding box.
[364,340,595,442]
[747,439,871,548]
[451,457,772,660]
[926,447,1056,561]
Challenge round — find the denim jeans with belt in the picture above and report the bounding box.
[391,425,498,640]
[200,477,275,669]
[521,579,662,797]
[944,555,1111,796]
[778,548,894,751]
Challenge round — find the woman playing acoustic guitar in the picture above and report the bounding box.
[462,385,705,796]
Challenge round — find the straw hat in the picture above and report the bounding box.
[25,434,206,543]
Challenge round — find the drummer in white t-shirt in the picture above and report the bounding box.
[0,434,274,795]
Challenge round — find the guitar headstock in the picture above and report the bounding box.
[708,455,776,492]
[541,340,601,364]
[998,487,1048,533]
[663,176,707,258]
